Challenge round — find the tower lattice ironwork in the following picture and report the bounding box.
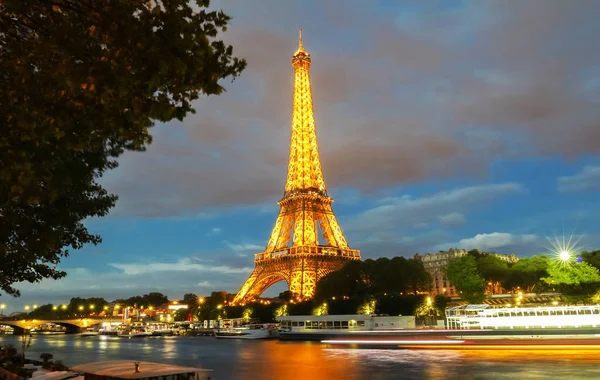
[232,30,360,305]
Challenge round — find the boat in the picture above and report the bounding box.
[214,324,278,339]
[118,327,153,338]
[276,314,416,341]
[294,305,600,349]
[80,328,100,337]
[71,360,212,380]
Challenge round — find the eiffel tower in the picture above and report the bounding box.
[232,30,360,305]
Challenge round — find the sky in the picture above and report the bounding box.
[6,0,600,312]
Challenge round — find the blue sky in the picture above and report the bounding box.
[6,0,600,312]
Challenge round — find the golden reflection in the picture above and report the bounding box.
[239,341,358,380]
[455,348,600,363]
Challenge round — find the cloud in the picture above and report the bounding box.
[346,183,524,234]
[557,166,600,192]
[224,242,263,252]
[109,258,252,275]
[97,1,600,218]
[438,232,540,253]
[207,227,222,236]
[438,212,467,227]
[7,257,254,312]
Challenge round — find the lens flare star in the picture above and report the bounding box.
[545,231,583,267]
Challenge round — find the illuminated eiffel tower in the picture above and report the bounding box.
[232,30,360,305]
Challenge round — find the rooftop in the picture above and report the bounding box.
[70,361,211,379]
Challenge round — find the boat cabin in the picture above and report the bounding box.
[276,314,415,332]
[70,360,212,380]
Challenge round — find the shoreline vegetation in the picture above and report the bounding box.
[1,345,69,379]
[4,251,600,326]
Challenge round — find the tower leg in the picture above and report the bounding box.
[232,265,287,305]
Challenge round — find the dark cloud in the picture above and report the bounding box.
[101,0,600,217]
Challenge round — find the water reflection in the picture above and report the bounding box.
[2,335,600,380]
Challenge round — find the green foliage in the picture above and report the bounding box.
[114,292,169,308]
[476,255,509,283]
[315,256,431,299]
[446,255,486,303]
[542,261,600,286]
[277,291,293,301]
[196,291,229,321]
[0,0,246,296]
[582,250,600,271]
[502,256,549,292]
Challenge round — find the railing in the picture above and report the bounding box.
[255,246,360,261]
[446,304,600,330]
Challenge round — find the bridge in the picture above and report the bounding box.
[0,318,122,334]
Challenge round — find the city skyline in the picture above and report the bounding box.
[7,0,600,311]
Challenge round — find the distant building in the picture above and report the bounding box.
[414,249,518,296]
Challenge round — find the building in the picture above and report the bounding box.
[414,249,518,296]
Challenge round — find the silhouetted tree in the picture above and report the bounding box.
[0,0,246,296]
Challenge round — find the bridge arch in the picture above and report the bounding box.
[0,322,27,335]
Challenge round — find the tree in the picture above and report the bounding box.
[503,256,549,292]
[446,255,486,303]
[315,261,371,299]
[542,261,600,286]
[582,250,600,271]
[0,0,246,296]
[404,258,432,294]
[182,293,198,314]
[476,255,509,294]
[142,292,169,308]
[277,290,293,301]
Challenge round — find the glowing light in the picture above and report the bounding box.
[545,231,582,266]
[52,306,58,310]
[322,340,465,345]
[62,304,67,310]
[231,30,360,306]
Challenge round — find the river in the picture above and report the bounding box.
[1,334,600,379]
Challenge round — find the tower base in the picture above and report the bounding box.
[232,246,360,305]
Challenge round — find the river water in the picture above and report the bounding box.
[1,334,600,380]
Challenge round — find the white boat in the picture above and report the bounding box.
[80,328,100,337]
[214,324,278,339]
[118,328,153,338]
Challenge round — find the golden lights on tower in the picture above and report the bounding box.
[232,30,360,305]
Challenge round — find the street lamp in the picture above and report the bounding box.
[61,304,67,310]
[0,304,5,316]
[52,306,58,311]
[90,304,95,310]
[25,305,30,314]
[33,304,38,310]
